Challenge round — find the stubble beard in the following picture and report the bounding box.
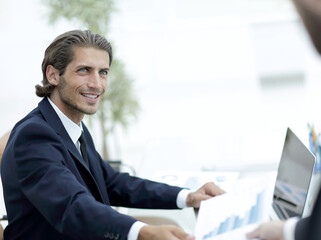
[58,76,99,117]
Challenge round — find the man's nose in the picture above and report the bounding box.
[88,72,102,89]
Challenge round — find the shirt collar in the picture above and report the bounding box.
[47,97,82,144]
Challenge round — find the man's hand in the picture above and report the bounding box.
[246,221,285,240]
[138,225,194,240]
[0,223,3,240]
[186,182,225,208]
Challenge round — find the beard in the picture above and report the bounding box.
[57,76,99,116]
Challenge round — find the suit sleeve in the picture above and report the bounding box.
[295,217,310,240]
[13,122,136,240]
[295,186,321,240]
[83,125,184,209]
[102,162,183,209]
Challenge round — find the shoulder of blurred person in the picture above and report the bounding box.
[292,0,321,54]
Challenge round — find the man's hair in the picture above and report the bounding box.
[35,30,113,97]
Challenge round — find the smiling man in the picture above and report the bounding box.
[0,30,225,240]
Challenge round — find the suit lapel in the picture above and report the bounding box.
[81,126,109,204]
[38,98,89,170]
[38,98,106,203]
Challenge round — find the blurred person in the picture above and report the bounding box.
[247,0,321,239]
[0,30,225,240]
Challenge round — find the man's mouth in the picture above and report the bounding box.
[81,93,99,99]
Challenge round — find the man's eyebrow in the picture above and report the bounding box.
[75,65,91,69]
[75,65,109,70]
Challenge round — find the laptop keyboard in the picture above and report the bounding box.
[284,207,299,218]
[272,202,286,219]
[272,203,299,219]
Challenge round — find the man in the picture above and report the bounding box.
[1,30,225,240]
[247,0,321,239]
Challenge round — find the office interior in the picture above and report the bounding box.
[1,0,321,233]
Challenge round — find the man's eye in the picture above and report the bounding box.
[100,70,108,75]
[79,68,87,72]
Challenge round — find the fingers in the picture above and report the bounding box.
[204,182,226,196]
[245,226,260,239]
[171,226,193,240]
[186,182,226,208]
[189,193,211,208]
[139,225,193,240]
[245,221,285,240]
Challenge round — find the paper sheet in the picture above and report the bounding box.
[195,177,274,240]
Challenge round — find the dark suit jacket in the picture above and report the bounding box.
[290,0,321,239]
[1,98,183,240]
[295,186,321,240]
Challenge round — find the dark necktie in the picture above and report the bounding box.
[78,132,89,167]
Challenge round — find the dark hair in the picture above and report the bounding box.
[35,30,113,97]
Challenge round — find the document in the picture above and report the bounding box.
[195,178,274,240]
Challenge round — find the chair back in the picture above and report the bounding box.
[0,131,10,164]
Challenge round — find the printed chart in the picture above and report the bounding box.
[195,178,273,240]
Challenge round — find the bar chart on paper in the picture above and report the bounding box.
[202,191,263,239]
[195,179,272,240]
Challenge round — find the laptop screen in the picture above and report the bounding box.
[273,128,315,219]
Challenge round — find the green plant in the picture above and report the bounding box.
[42,0,140,160]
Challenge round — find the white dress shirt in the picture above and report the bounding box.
[47,98,82,151]
[283,217,299,240]
[47,98,191,240]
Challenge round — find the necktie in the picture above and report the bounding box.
[78,132,89,167]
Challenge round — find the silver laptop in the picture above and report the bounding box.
[270,127,315,220]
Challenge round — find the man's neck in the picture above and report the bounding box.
[47,97,83,144]
[48,95,83,125]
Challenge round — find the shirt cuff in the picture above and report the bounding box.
[177,189,192,208]
[283,217,299,240]
[127,221,147,240]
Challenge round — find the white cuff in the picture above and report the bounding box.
[283,217,299,240]
[177,189,192,208]
[127,221,147,240]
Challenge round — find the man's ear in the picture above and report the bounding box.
[46,65,60,86]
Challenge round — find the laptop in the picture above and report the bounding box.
[194,127,316,239]
[270,127,316,220]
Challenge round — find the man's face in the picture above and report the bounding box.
[51,46,110,123]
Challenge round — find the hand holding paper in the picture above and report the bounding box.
[187,182,226,208]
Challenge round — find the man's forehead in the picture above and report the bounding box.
[71,45,109,56]
[70,46,110,65]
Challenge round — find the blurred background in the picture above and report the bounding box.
[1,0,321,179]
